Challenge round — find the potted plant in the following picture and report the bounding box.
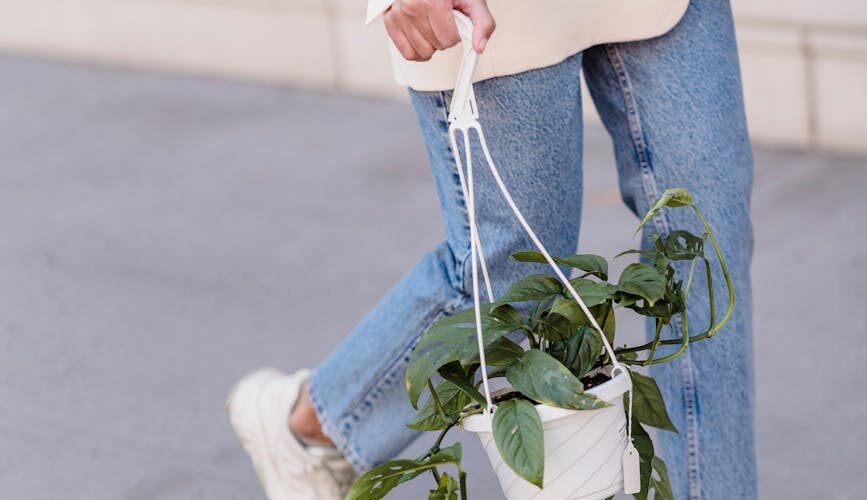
[344,188,733,500]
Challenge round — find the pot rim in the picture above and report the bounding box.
[461,366,631,433]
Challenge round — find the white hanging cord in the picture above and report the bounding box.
[626,373,634,435]
[446,12,631,438]
[448,128,496,303]
[474,127,623,368]
[446,12,495,416]
[449,128,494,418]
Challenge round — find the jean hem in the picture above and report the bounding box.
[307,369,371,472]
[307,289,474,473]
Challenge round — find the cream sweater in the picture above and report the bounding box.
[365,0,689,91]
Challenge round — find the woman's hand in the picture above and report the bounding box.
[383,0,496,61]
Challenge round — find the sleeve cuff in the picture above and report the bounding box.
[365,0,399,24]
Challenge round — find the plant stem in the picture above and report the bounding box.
[460,406,486,419]
[521,324,539,349]
[691,206,734,339]
[615,224,733,359]
[459,470,469,500]
[428,380,449,424]
[638,304,690,365]
[419,425,455,462]
[432,425,451,451]
[646,319,663,361]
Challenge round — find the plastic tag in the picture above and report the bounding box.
[622,441,641,494]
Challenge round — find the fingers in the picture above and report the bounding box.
[428,7,461,50]
[471,9,496,53]
[454,0,496,53]
[384,2,433,61]
[413,13,448,51]
[383,0,469,61]
[384,7,423,60]
[383,16,420,61]
[403,24,438,61]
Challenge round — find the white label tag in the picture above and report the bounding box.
[622,442,641,494]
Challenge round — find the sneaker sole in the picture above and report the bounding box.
[226,369,292,500]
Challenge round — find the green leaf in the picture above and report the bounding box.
[661,229,705,261]
[549,326,603,379]
[491,302,525,327]
[545,313,576,342]
[651,457,674,500]
[539,300,581,341]
[428,472,459,500]
[406,303,519,408]
[511,251,550,264]
[502,274,563,302]
[479,337,525,367]
[623,241,672,273]
[615,263,666,306]
[572,326,604,379]
[505,349,608,410]
[631,371,677,433]
[617,293,639,308]
[598,303,616,347]
[492,399,545,488]
[549,297,585,325]
[542,308,592,343]
[627,278,685,320]
[629,419,654,500]
[407,381,468,431]
[618,351,638,362]
[345,444,463,500]
[512,251,609,280]
[565,278,615,308]
[561,254,609,280]
[636,188,695,231]
[615,248,647,259]
[546,293,614,345]
[438,361,487,407]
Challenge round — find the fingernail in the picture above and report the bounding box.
[478,37,488,52]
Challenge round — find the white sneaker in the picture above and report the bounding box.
[226,368,357,500]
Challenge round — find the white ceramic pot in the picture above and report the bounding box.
[462,369,631,500]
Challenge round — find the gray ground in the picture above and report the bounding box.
[1,55,865,500]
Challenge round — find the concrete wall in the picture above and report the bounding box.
[0,0,865,154]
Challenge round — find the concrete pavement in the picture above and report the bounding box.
[0,55,865,499]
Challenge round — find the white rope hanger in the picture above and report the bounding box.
[445,18,637,484]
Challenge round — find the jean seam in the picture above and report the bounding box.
[438,90,451,124]
[439,88,472,292]
[604,43,703,500]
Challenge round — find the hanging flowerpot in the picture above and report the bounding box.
[462,368,631,500]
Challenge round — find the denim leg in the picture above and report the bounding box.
[582,1,756,498]
[309,52,587,471]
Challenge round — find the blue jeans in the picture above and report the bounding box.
[309,1,756,498]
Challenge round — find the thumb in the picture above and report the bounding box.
[454,0,496,53]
